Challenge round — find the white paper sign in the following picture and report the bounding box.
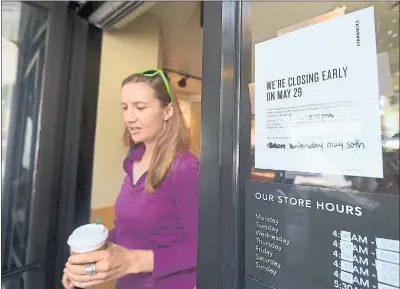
[255,7,383,178]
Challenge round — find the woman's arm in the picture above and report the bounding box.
[108,225,116,243]
[151,155,199,278]
[65,157,198,287]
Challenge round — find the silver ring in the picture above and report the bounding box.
[85,263,97,275]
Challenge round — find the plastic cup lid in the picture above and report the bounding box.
[67,224,108,251]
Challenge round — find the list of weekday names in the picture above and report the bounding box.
[252,212,400,289]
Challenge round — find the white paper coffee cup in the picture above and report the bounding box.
[67,224,109,254]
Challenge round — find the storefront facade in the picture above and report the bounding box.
[2,2,398,289]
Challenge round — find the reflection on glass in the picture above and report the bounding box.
[1,272,29,289]
[1,1,49,277]
[1,6,19,181]
[250,2,399,195]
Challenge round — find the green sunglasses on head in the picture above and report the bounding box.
[136,69,173,102]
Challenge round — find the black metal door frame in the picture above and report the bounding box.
[197,2,252,289]
[49,22,102,289]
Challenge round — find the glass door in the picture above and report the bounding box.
[1,2,85,288]
[244,2,399,289]
[1,3,48,285]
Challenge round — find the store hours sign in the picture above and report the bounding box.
[245,181,400,289]
[254,6,383,178]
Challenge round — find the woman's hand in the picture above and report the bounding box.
[64,243,154,288]
[62,272,74,289]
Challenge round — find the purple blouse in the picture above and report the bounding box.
[109,144,199,289]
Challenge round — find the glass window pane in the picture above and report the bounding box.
[249,2,399,195]
[1,272,30,289]
[1,1,49,274]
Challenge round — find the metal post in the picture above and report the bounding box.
[197,2,251,289]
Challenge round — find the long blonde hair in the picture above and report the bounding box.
[121,73,191,193]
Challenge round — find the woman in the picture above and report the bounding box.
[62,69,199,289]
